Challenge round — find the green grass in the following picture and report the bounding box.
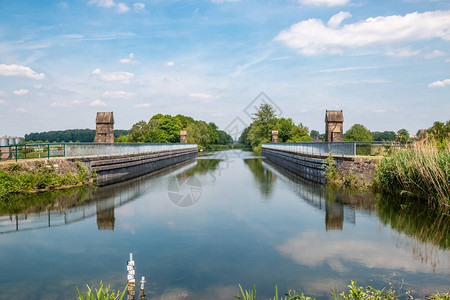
[76,282,128,300]
[0,161,93,199]
[236,281,450,300]
[373,143,450,206]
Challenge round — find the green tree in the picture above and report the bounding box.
[396,128,410,143]
[130,121,150,142]
[248,104,278,149]
[344,124,373,141]
[371,131,396,141]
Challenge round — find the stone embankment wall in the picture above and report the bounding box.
[338,157,379,187]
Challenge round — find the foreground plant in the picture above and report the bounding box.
[237,281,450,300]
[373,142,450,206]
[76,282,127,300]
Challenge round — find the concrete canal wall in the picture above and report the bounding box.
[262,144,377,185]
[69,147,198,186]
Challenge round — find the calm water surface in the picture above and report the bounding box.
[0,150,449,299]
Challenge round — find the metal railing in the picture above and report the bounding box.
[65,143,197,158]
[0,143,66,162]
[262,141,400,157]
[0,143,198,161]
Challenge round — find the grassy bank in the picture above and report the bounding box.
[0,160,95,199]
[76,281,449,300]
[322,142,450,208]
[372,143,450,207]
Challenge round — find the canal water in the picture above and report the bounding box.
[0,150,448,299]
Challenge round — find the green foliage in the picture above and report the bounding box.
[236,282,449,300]
[345,124,373,142]
[0,161,93,199]
[76,282,127,300]
[323,153,339,183]
[242,104,312,153]
[310,130,325,141]
[396,129,410,143]
[371,131,396,142]
[120,114,232,147]
[25,129,130,143]
[373,144,450,206]
[76,162,90,183]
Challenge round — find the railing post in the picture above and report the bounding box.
[24,144,27,159]
[354,142,357,157]
[48,143,50,159]
[15,145,18,162]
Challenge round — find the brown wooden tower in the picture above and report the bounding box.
[325,110,344,142]
[95,112,115,143]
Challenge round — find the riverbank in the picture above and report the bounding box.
[326,144,450,207]
[0,159,95,199]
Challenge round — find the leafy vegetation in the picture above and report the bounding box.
[239,103,313,153]
[0,161,93,199]
[373,142,450,206]
[344,124,373,142]
[115,114,232,149]
[236,281,450,300]
[76,282,127,300]
[24,129,131,143]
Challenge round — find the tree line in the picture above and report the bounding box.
[116,114,233,149]
[238,104,449,152]
[25,129,131,143]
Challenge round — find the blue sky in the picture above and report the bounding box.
[0,0,449,138]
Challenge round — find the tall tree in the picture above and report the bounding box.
[344,124,373,141]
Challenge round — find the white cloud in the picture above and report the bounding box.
[135,103,151,108]
[274,10,450,55]
[188,93,216,103]
[0,64,46,80]
[88,0,130,13]
[16,108,26,113]
[0,90,7,97]
[13,89,29,96]
[328,11,352,28]
[428,79,450,88]
[0,100,5,105]
[298,0,350,6]
[166,61,175,67]
[33,84,42,89]
[119,53,138,64]
[102,91,135,98]
[50,100,81,108]
[133,2,145,10]
[385,47,420,57]
[276,231,449,274]
[425,50,446,59]
[90,99,107,107]
[116,2,130,13]
[88,0,115,7]
[92,68,134,83]
[374,109,386,113]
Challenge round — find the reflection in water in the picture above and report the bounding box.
[375,195,450,271]
[0,151,449,299]
[0,159,198,235]
[263,157,450,272]
[97,198,115,230]
[243,158,275,199]
[263,159,369,230]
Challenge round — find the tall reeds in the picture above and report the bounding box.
[373,141,450,206]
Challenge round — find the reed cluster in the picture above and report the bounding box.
[373,142,450,206]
